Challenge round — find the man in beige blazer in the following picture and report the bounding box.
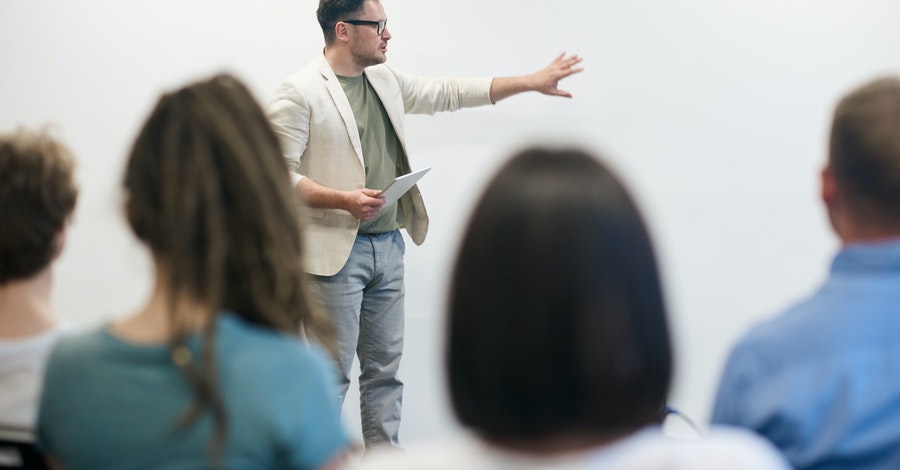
[267,0,583,450]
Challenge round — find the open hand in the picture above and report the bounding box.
[531,52,584,98]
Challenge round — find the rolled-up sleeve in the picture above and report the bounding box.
[267,86,311,188]
[389,68,493,115]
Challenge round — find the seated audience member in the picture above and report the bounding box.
[362,147,789,469]
[36,74,349,469]
[712,77,900,468]
[0,129,77,433]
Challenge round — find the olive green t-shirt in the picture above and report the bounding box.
[336,73,403,234]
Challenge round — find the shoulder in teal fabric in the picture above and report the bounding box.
[37,313,347,469]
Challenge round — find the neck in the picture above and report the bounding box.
[0,268,58,339]
[324,46,365,77]
[841,233,900,246]
[826,194,900,246]
[487,431,627,456]
[835,215,900,246]
[109,267,209,344]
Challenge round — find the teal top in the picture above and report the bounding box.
[337,73,402,234]
[37,313,347,469]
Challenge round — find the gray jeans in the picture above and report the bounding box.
[309,230,405,449]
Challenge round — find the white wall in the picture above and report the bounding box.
[3,0,899,446]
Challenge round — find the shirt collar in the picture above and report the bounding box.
[832,238,900,274]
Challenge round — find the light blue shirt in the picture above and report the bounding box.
[712,239,900,469]
[37,313,348,469]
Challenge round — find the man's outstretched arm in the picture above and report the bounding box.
[489,52,584,103]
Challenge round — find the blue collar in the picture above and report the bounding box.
[832,239,900,274]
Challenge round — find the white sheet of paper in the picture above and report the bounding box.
[379,167,431,207]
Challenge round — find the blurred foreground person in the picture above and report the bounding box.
[37,74,349,469]
[363,147,789,469]
[713,77,900,469]
[0,129,77,469]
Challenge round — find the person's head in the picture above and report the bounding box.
[0,128,77,286]
[824,76,900,239]
[318,0,390,66]
[125,72,331,338]
[448,147,672,447]
[123,73,333,452]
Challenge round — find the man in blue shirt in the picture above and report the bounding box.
[711,76,900,469]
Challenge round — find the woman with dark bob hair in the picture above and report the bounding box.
[36,74,349,469]
[363,147,788,468]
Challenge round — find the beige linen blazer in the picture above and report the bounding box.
[267,55,493,276]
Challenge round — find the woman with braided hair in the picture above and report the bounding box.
[37,74,349,469]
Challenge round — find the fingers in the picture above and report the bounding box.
[556,53,584,75]
[351,189,387,220]
[548,53,582,97]
[359,206,379,221]
[542,53,582,90]
[543,86,573,98]
[554,52,583,67]
[361,194,385,220]
[558,66,583,79]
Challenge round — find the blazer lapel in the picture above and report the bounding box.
[317,56,365,168]
[365,68,405,143]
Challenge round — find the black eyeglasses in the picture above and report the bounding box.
[341,19,388,35]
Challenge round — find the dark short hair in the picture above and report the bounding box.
[447,147,672,442]
[0,129,77,284]
[317,0,367,44]
[829,76,900,222]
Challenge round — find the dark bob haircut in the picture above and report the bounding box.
[447,147,672,443]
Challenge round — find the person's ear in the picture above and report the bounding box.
[821,166,838,209]
[125,198,134,228]
[52,226,68,260]
[335,22,350,42]
[821,165,846,238]
[124,198,143,240]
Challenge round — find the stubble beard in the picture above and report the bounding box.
[351,44,386,69]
